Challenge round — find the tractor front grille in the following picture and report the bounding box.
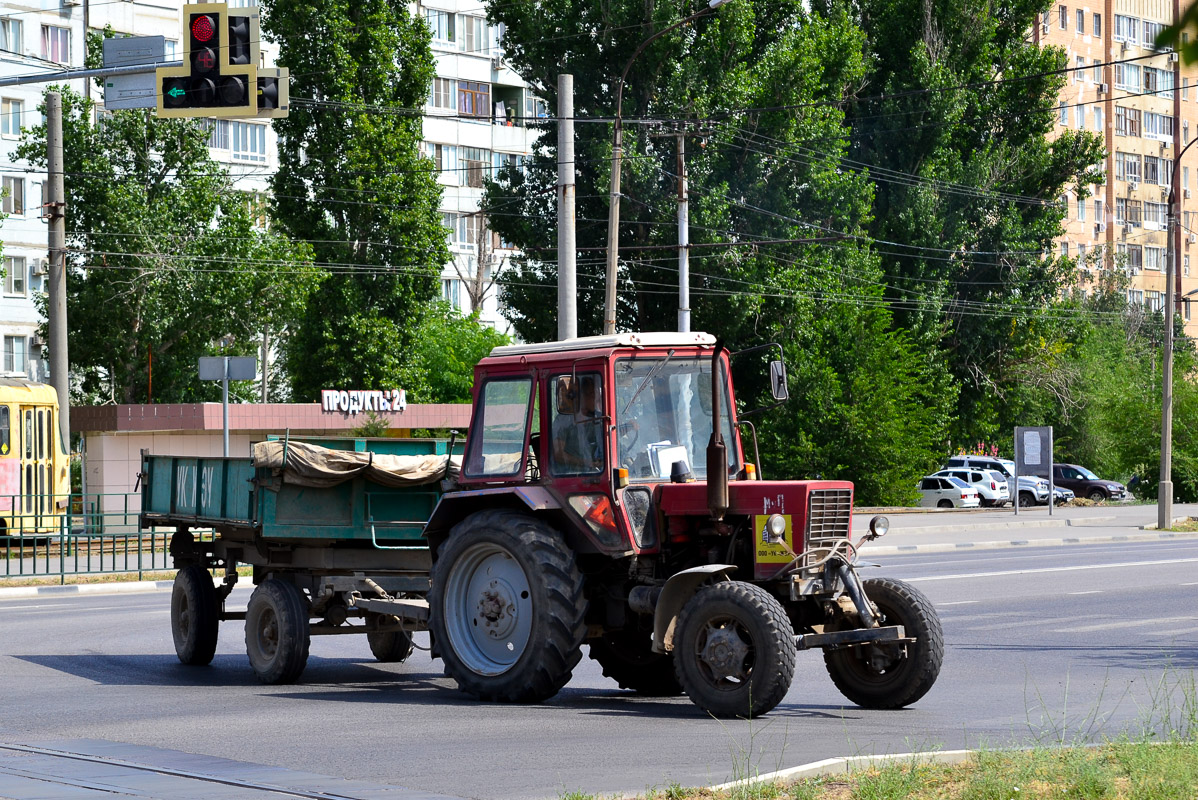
[804,488,852,567]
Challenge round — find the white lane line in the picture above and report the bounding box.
[1181,582,1198,586]
[938,601,980,606]
[906,556,1198,582]
[1051,616,1197,634]
[1068,590,1102,595]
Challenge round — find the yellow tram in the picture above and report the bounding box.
[0,379,69,536]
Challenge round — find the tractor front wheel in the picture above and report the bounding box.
[589,628,681,696]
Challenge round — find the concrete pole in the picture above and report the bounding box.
[222,357,230,458]
[557,74,577,341]
[46,92,70,450]
[1161,188,1177,529]
[261,326,270,402]
[677,133,690,332]
[604,121,622,335]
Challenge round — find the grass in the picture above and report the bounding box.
[0,565,254,588]
[1165,518,1198,532]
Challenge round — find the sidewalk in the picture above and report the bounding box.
[854,502,1198,555]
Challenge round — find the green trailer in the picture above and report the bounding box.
[140,437,460,682]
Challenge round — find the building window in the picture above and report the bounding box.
[1058,101,1067,126]
[1114,63,1141,91]
[1115,106,1141,136]
[1078,243,1087,260]
[1144,67,1174,98]
[1186,78,1191,101]
[1143,20,1164,47]
[164,39,177,59]
[1186,120,1191,144]
[1114,14,1139,43]
[231,121,266,162]
[1115,197,1126,224]
[1186,299,1192,320]
[1092,58,1102,83]
[442,279,461,309]
[1078,196,1087,221]
[0,18,22,53]
[1074,55,1084,83]
[1144,156,1161,185]
[3,256,25,296]
[1075,9,1084,32]
[458,81,491,118]
[1,176,22,216]
[424,10,455,44]
[462,16,487,53]
[1145,245,1166,269]
[430,77,455,109]
[428,143,458,182]
[1059,5,1068,29]
[1115,151,1142,182]
[0,98,22,137]
[1148,290,1164,312]
[1186,255,1191,276]
[40,25,68,63]
[1060,241,1069,257]
[1144,202,1166,228]
[1127,200,1142,226]
[1128,288,1144,304]
[1143,111,1174,140]
[1126,245,1144,270]
[1093,106,1103,131]
[1093,13,1101,37]
[460,146,490,188]
[3,336,25,374]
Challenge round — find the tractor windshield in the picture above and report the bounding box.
[614,355,738,482]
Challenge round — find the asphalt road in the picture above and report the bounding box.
[3,538,1198,799]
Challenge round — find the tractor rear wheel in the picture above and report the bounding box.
[673,581,796,718]
[823,577,943,709]
[589,629,681,696]
[171,565,219,666]
[430,511,586,703]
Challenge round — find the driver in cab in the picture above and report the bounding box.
[552,376,603,474]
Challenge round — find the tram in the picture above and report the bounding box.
[0,379,69,536]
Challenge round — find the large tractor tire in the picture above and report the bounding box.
[171,564,220,666]
[824,577,943,709]
[673,581,797,718]
[245,579,311,685]
[430,510,586,703]
[589,629,682,697]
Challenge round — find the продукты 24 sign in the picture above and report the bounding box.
[321,389,406,415]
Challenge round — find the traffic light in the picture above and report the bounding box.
[156,3,261,118]
[255,67,289,119]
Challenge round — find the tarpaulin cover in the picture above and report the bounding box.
[252,441,460,488]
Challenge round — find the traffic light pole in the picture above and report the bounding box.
[46,92,70,448]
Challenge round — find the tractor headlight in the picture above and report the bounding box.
[764,513,787,543]
[867,515,889,540]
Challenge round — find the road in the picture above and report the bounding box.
[2,535,1197,799]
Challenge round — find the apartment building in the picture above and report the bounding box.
[1041,0,1198,335]
[420,1,541,332]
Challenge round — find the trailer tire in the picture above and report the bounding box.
[673,581,796,718]
[589,629,682,696]
[171,565,219,666]
[823,577,943,709]
[245,579,310,685]
[430,510,586,703]
[366,625,415,664]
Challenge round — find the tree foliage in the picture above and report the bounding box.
[261,0,450,401]
[407,304,511,404]
[16,87,319,404]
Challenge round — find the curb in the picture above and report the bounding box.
[861,529,1198,555]
[710,749,975,792]
[0,580,173,600]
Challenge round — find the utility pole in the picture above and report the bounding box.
[1162,189,1179,530]
[557,74,576,341]
[676,133,690,333]
[47,92,70,449]
[260,327,270,403]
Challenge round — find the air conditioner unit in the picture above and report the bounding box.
[1187,188,1193,199]
[1121,39,1130,51]
[1098,82,1109,94]
[31,260,46,277]
[490,55,503,70]
[1190,233,1197,243]
[30,336,42,350]
[1096,222,1107,233]
[1172,52,1180,63]
[1129,181,1140,192]
[1042,21,1050,34]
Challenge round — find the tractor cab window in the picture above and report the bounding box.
[549,373,604,476]
[464,377,532,478]
[614,355,737,482]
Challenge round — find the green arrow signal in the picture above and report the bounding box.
[166,86,187,99]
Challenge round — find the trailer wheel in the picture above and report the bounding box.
[171,565,219,666]
[245,579,310,684]
[823,577,943,709]
[366,615,414,664]
[430,510,586,703]
[589,629,681,696]
[673,581,796,718]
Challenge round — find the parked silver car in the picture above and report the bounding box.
[933,468,1010,507]
[918,475,981,508]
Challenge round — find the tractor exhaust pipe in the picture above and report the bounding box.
[707,339,728,520]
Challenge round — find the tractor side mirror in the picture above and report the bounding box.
[769,360,789,402]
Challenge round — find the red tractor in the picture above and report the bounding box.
[423,331,942,717]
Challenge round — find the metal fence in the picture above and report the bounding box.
[1,493,204,584]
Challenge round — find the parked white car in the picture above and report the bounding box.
[918,475,981,508]
[943,456,1050,507]
[933,468,1010,507]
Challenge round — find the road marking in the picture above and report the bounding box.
[907,556,1198,582]
[1068,590,1102,595]
[938,601,979,606]
[1050,616,1197,634]
[1181,582,1198,586]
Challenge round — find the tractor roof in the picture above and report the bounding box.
[488,332,716,358]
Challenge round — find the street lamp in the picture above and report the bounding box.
[603,0,733,335]
[1160,136,1198,527]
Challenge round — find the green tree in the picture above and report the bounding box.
[407,303,511,404]
[829,0,1107,445]
[261,0,450,401]
[486,0,956,501]
[16,87,319,404]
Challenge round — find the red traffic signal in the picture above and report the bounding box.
[190,14,216,42]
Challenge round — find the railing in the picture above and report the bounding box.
[0,493,211,584]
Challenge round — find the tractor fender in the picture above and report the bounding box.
[424,486,563,556]
[652,564,738,654]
